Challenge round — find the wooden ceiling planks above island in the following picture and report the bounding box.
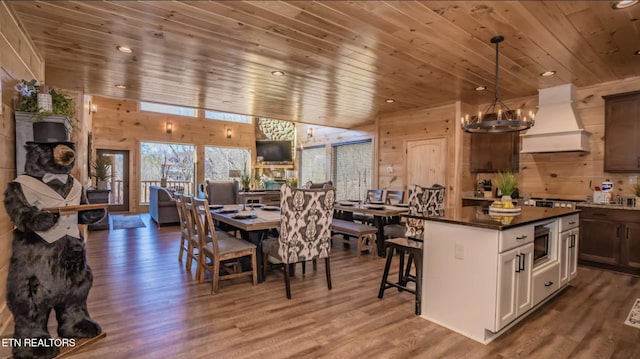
[7,1,640,128]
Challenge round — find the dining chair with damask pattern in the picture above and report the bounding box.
[261,184,336,299]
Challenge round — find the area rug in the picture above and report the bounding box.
[111,215,146,230]
[624,298,640,329]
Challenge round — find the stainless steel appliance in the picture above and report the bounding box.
[522,198,582,209]
[533,226,551,265]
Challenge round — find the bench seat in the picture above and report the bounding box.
[331,219,378,257]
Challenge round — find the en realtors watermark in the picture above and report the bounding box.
[1,337,76,348]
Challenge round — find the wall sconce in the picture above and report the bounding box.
[226,128,232,139]
[166,121,173,134]
[90,103,98,114]
[306,128,314,138]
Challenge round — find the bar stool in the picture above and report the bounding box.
[378,237,423,315]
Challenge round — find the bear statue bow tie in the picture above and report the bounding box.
[42,173,69,184]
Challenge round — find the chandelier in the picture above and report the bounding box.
[461,35,535,133]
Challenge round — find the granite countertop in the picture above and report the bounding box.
[577,203,640,211]
[462,196,497,201]
[419,206,579,230]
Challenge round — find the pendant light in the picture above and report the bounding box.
[461,35,535,133]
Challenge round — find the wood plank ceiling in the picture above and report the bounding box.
[7,1,640,128]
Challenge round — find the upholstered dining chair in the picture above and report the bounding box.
[262,184,336,299]
[192,197,257,293]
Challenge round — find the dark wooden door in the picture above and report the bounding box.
[579,217,621,265]
[604,92,640,172]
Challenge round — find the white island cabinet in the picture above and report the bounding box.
[421,206,579,344]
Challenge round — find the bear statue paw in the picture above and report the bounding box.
[60,318,102,338]
[12,337,61,359]
[32,211,59,231]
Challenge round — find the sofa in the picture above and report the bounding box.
[204,180,240,204]
[149,186,180,226]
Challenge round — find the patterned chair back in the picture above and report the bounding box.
[278,184,336,263]
[404,184,446,239]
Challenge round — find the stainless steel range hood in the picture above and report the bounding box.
[520,84,590,153]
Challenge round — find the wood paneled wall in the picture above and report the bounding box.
[377,102,474,207]
[91,97,256,213]
[0,0,45,335]
[474,76,640,201]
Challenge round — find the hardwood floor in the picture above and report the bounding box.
[2,214,639,358]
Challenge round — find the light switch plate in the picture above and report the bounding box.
[629,176,637,185]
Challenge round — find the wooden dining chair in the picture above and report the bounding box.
[354,189,383,224]
[262,184,336,299]
[365,189,383,203]
[175,194,198,278]
[384,190,405,205]
[192,197,257,293]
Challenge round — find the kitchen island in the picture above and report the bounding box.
[421,206,579,344]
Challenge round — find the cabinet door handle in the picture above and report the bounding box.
[519,253,526,271]
[515,254,521,273]
[570,234,575,248]
[617,226,621,238]
[569,221,577,225]
[544,281,554,287]
[626,227,630,240]
[516,235,528,240]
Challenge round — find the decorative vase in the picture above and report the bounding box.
[160,178,168,187]
[96,180,108,190]
[501,195,513,204]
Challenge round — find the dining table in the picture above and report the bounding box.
[210,203,282,282]
[333,201,409,257]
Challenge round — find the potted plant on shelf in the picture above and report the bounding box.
[495,171,518,204]
[13,79,77,140]
[91,155,111,190]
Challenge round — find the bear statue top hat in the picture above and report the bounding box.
[28,121,74,145]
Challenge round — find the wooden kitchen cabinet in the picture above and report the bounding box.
[496,242,533,330]
[470,132,519,173]
[603,91,640,172]
[579,207,640,274]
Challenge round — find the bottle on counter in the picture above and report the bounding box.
[602,179,613,203]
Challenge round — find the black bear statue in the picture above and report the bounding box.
[3,125,105,359]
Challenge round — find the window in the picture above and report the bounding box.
[140,101,197,117]
[204,146,251,181]
[204,110,252,124]
[300,146,327,185]
[332,140,373,201]
[140,142,195,203]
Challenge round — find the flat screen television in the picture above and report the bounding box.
[256,140,293,162]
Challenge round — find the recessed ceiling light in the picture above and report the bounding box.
[116,46,133,54]
[635,49,640,55]
[475,85,487,91]
[612,0,639,9]
[115,84,127,89]
[540,70,557,77]
[385,99,395,103]
[222,100,233,104]
[271,71,285,76]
